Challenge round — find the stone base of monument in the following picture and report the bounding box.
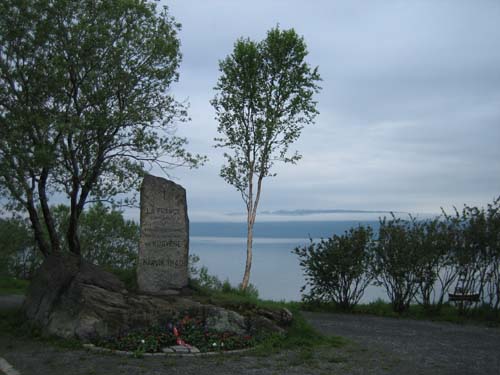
[138,286,195,297]
[22,254,292,343]
[139,289,181,296]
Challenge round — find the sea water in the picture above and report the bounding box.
[190,221,388,302]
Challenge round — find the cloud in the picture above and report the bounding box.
[159,0,500,221]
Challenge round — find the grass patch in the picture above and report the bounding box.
[0,308,25,335]
[0,308,83,350]
[191,287,345,357]
[0,276,29,295]
[191,282,302,312]
[302,299,500,326]
[251,308,345,356]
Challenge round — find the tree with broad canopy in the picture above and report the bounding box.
[0,0,204,258]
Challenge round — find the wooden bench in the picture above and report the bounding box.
[448,293,480,302]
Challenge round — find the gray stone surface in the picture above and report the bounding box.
[170,345,190,353]
[205,307,247,335]
[0,295,24,309]
[20,254,287,341]
[20,254,202,340]
[137,174,189,292]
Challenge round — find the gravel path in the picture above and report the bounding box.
[0,295,24,310]
[1,296,499,374]
[303,311,500,375]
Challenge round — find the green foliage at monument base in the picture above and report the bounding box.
[107,268,138,291]
[188,271,344,355]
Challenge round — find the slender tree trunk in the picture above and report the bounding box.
[241,218,254,290]
[67,211,81,256]
[241,175,263,290]
[495,279,500,311]
[66,149,104,257]
[38,169,61,255]
[67,178,81,256]
[26,200,50,258]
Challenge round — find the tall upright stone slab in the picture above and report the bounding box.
[137,174,189,293]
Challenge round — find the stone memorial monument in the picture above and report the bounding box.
[22,175,292,342]
[137,174,189,293]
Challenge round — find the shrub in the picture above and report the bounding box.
[413,218,457,310]
[443,199,500,313]
[0,215,41,279]
[294,225,374,310]
[0,203,139,279]
[189,261,259,299]
[372,216,423,313]
[108,268,137,291]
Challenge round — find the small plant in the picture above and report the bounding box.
[93,315,258,353]
[189,264,259,299]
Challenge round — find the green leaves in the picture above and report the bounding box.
[0,0,204,256]
[294,226,374,310]
[212,26,321,289]
[212,26,321,196]
[0,214,39,279]
[294,198,500,314]
[0,203,139,277]
[373,216,426,313]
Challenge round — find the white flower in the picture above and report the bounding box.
[221,342,224,347]
[212,342,217,347]
[141,339,145,344]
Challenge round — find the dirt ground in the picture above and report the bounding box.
[1,296,499,375]
[303,311,500,375]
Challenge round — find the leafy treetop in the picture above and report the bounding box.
[0,0,204,256]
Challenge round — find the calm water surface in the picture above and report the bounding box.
[190,233,387,302]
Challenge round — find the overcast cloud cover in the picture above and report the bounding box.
[138,0,500,222]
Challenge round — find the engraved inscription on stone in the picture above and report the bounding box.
[137,174,189,292]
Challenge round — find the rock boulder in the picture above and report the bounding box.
[22,255,292,341]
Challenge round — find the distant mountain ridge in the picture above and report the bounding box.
[227,208,407,216]
[191,220,381,239]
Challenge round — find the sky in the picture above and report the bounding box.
[132,0,500,222]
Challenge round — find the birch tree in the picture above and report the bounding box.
[211,27,321,289]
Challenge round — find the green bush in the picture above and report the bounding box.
[108,268,137,291]
[294,226,374,310]
[412,218,457,310]
[0,215,40,279]
[295,197,500,316]
[189,259,259,300]
[0,203,139,279]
